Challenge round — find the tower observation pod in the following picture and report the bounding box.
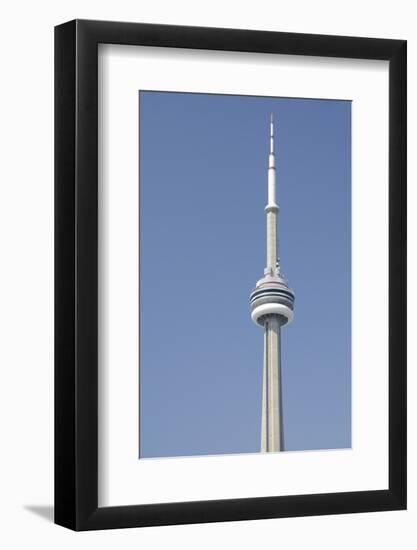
[249,115,295,453]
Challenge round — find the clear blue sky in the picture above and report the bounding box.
[139,91,351,458]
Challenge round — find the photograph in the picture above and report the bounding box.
[139,91,352,459]
[0,0,410,544]
[52,17,406,532]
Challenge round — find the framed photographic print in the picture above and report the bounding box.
[55,19,406,530]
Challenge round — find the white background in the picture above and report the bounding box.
[0,1,415,548]
[99,46,389,506]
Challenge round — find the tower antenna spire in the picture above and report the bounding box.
[266,114,278,262]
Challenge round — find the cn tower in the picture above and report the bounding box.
[250,115,295,453]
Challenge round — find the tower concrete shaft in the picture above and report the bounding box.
[266,210,278,274]
[261,316,284,452]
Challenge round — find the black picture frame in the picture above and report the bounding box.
[55,19,407,531]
